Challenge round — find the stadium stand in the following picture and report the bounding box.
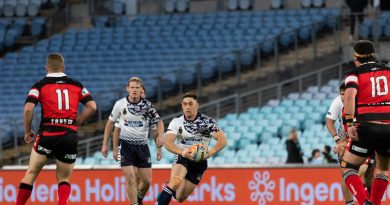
[79,79,339,165]
[358,12,390,40]
[0,8,341,148]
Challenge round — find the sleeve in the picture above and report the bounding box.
[166,118,179,135]
[78,83,93,104]
[25,82,40,105]
[108,100,121,122]
[344,71,358,89]
[147,102,161,129]
[208,117,221,136]
[326,96,342,120]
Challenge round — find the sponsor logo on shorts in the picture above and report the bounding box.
[65,154,77,159]
[351,145,367,153]
[37,145,52,154]
[147,157,151,164]
[327,112,331,115]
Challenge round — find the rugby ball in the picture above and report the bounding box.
[191,144,207,162]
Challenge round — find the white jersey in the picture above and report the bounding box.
[326,95,347,138]
[109,97,160,145]
[166,113,221,150]
[326,96,343,121]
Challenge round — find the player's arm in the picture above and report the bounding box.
[205,131,227,159]
[76,101,97,126]
[152,120,164,148]
[102,101,121,158]
[112,124,120,161]
[102,119,115,157]
[24,85,39,143]
[325,96,343,143]
[344,74,358,139]
[164,133,193,159]
[23,102,36,143]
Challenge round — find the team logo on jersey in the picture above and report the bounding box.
[81,88,89,96]
[178,126,183,134]
[28,89,39,98]
[123,108,127,115]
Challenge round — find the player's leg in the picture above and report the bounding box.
[122,166,139,204]
[54,132,78,205]
[341,150,369,205]
[16,148,48,205]
[137,167,151,204]
[134,144,152,204]
[175,179,197,203]
[361,156,375,195]
[55,160,75,205]
[158,164,187,205]
[369,123,390,205]
[120,141,142,204]
[339,168,354,205]
[370,154,389,205]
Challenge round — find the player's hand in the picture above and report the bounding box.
[333,141,347,156]
[181,148,194,160]
[204,149,215,160]
[113,149,119,161]
[156,136,164,148]
[24,130,35,144]
[348,126,358,141]
[157,148,162,161]
[101,145,108,158]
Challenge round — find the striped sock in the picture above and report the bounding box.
[158,186,174,205]
[371,174,389,205]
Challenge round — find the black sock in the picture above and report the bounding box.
[158,186,174,205]
[137,192,144,204]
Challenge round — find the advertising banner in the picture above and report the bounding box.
[0,167,389,204]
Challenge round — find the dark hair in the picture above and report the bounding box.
[353,40,377,64]
[339,81,346,92]
[182,93,198,102]
[311,149,320,157]
[324,145,331,153]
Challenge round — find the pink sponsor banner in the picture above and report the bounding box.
[0,167,389,204]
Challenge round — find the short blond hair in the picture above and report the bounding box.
[128,77,143,86]
[46,53,64,72]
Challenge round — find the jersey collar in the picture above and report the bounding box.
[46,72,66,77]
[126,95,141,104]
[184,112,200,122]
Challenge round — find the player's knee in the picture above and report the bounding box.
[140,177,151,187]
[375,169,389,176]
[168,176,183,190]
[26,167,39,177]
[124,173,136,184]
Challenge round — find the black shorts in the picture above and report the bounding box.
[174,155,207,185]
[33,132,78,164]
[119,139,151,168]
[347,122,390,158]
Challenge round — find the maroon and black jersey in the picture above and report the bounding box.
[345,62,390,122]
[25,73,93,135]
